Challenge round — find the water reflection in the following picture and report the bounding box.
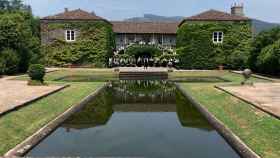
[62,90,114,130]
[27,80,239,158]
[175,91,212,131]
[109,80,176,104]
[62,80,211,131]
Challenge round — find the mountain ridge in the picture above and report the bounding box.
[124,14,280,34]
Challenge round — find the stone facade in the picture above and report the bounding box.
[112,22,178,50]
[41,5,251,56]
[40,20,81,45]
[40,9,111,45]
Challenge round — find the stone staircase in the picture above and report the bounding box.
[118,67,168,80]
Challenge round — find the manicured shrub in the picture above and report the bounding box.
[0,49,20,74]
[256,39,280,75]
[28,64,46,82]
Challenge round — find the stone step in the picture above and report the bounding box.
[119,71,168,80]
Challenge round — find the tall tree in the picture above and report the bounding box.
[9,0,23,10]
[0,0,9,10]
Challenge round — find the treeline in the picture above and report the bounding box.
[249,27,280,76]
[0,0,41,75]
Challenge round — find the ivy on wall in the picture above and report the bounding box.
[42,21,115,67]
[176,21,252,70]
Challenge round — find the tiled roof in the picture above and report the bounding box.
[41,9,106,21]
[112,22,178,34]
[179,9,250,26]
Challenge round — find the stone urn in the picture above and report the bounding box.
[241,69,252,85]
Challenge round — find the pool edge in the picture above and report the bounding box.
[4,83,108,157]
[175,83,261,158]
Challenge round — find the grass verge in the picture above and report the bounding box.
[0,82,104,155]
[178,72,280,158]
[14,69,118,82]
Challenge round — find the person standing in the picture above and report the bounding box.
[144,57,149,69]
[137,57,141,67]
[108,58,113,68]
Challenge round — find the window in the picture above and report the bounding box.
[213,32,223,44]
[65,30,76,42]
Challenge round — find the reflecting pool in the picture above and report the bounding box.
[26,80,239,158]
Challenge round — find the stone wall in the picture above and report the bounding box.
[41,20,81,45]
[40,20,115,67]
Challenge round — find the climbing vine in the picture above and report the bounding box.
[176,21,252,70]
[42,21,115,67]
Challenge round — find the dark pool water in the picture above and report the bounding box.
[26,80,239,158]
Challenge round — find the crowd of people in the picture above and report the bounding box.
[108,57,179,69]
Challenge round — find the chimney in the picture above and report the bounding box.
[64,8,69,13]
[231,3,244,16]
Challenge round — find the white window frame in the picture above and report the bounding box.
[213,31,223,44]
[65,30,76,42]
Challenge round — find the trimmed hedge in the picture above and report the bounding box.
[176,21,252,70]
[28,64,46,82]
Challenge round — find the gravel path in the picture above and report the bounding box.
[0,77,63,115]
[219,83,280,119]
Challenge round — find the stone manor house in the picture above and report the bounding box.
[40,4,250,51]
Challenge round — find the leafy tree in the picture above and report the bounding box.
[0,0,9,10]
[0,12,40,73]
[0,0,26,12]
[0,0,41,74]
[256,39,280,75]
[249,27,280,71]
[0,48,20,74]
[125,44,162,58]
[9,0,23,10]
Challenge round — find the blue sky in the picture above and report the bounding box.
[23,0,280,23]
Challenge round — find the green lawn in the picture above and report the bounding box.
[2,69,279,157]
[15,68,118,81]
[0,81,104,155]
[175,71,280,158]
